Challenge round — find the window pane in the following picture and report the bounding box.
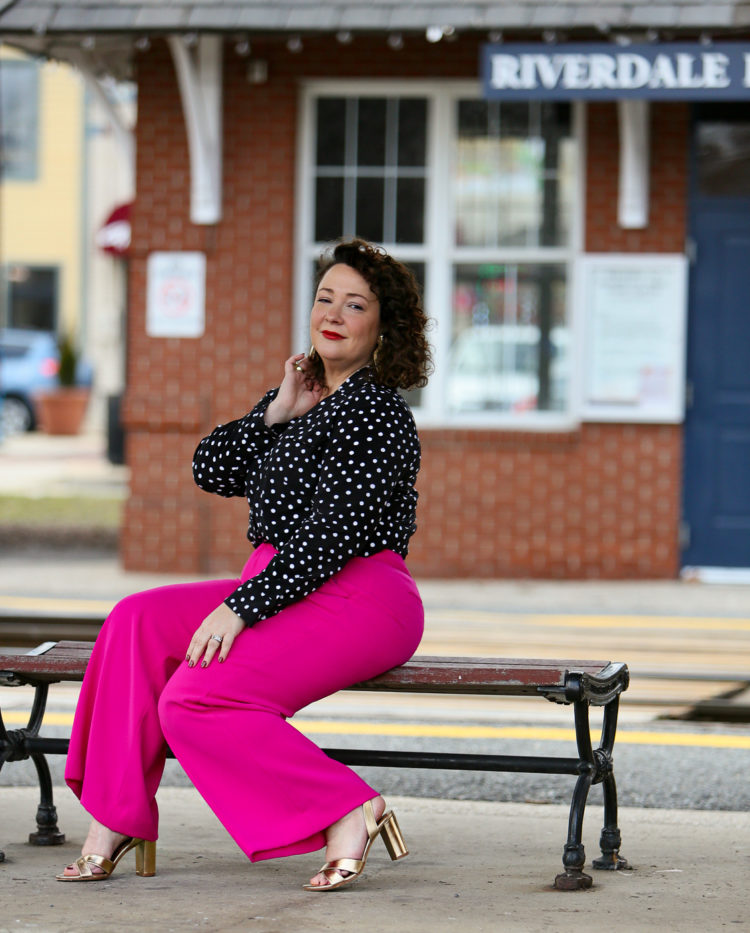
[455,101,573,248]
[315,177,344,242]
[395,178,425,243]
[357,98,387,166]
[398,99,427,166]
[312,95,427,248]
[316,98,347,167]
[355,176,384,242]
[398,262,425,408]
[556,138,577,248]
[457,100,488,138]
[497,101,530,138]
[0,61,39,180]
[697,123,750,196]
[447,263,568,413]
[6,265,58,330]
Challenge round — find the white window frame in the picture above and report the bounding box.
[295,79,586,431]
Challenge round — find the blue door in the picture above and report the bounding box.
[683,108,750,568]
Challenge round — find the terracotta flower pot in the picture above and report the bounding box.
[34,387,91,435]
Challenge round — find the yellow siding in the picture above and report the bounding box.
[1,49,84,336]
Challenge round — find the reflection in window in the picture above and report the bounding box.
[447,264,568,413]
[455,100,574,248]
[697,122,750,197]
[0,60,39,180]
[313,96,427,244]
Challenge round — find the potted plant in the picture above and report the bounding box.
[34,334,91,435]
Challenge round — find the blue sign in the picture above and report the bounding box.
[482,43,750,100]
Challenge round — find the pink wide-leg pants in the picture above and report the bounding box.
[65,544,423,862]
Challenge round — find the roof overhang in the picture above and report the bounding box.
[3,1,750,81]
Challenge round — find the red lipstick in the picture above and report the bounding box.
[321,330,344,340]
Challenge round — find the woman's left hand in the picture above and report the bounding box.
[186,603,245,667]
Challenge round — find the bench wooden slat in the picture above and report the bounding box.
[0,641,93,682]
[0,641,628,703]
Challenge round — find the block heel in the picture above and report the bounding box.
[135,839,157,876]
[380,811,408,860]
[303,798,409,892]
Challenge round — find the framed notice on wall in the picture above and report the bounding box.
[146,251,206,338]
[580,254,688,423]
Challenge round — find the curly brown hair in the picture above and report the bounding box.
[309,238,433,391]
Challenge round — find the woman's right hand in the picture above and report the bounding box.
[264,353,324,426]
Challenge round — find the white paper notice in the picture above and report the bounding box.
[581,254,687,422]
[146,252,206,338]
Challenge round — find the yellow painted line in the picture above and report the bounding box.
[296,720,750,749]
[428,610,750,631]
[4,712,73,726]
[0,595,113,613]
[536,616,750,632]
[6,711,750,750]
[3,595,749,631]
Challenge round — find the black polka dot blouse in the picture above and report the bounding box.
[192,367,421,626]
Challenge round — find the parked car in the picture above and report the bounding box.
[0,328,60,435]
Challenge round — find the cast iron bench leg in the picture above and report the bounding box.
[0,703,13,861]
[554,697,595,890]
[0,740,7,862]
[28,751,65,846]
[0,683,65,850]
[592,695,629,871]
[25,684,65,846]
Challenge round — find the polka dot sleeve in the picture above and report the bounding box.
[221,376,420,625]
[192,389,286,498]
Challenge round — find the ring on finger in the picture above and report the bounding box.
[210,634,223,644]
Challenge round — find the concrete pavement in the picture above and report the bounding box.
[2,787,749,932]
[0,430,128,499]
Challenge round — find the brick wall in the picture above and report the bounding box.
[409,423,683,579]
[122,37,688,579]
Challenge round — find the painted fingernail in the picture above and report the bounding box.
[201,660,207,668]
[218,656,224,663]
[188,661,195,668]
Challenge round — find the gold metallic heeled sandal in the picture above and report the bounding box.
[56,836,156,882]
[303,798,408,892]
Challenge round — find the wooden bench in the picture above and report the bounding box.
[0,640,630,890]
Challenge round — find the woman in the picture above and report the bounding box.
[58,237,432,892]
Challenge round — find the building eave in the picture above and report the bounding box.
[3,2,750,81]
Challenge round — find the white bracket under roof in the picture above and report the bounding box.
[167,34,223,225]
[617,100,650,229]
